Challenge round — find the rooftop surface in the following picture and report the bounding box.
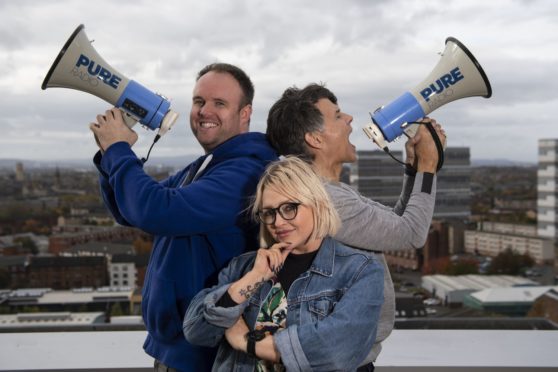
[1,329,557,371]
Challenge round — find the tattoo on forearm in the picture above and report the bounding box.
[239,278,265,299]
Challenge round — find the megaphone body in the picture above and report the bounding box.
[363,37,492,150]
[42,24,178,137]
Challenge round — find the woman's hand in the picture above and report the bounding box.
[225,317,281,363]
[251,242,292,281]
[227,242,291,304]
[225,316,249,352]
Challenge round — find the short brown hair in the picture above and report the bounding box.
[197,63,254,108]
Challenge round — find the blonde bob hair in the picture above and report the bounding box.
[252,156,340,248]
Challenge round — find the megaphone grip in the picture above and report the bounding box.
[423,121,445,172]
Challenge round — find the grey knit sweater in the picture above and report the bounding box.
[325,172,436,363]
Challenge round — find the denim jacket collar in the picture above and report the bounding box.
[308,237,335,277]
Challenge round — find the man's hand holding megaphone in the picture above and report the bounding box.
[90,107,138,154]
[404,117,447,174]
[42,24,179,162]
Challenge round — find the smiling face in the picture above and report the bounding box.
[261,187,321,254]
[190,71,252,153]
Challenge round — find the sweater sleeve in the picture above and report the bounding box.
[393,173,415,216]
[327,172,436,252]
[97,142,265,236]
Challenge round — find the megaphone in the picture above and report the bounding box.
[363,37,492,153]
[42,24,178,137]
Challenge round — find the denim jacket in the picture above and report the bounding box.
[183,237,384,372]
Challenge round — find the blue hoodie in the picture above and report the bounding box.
[94,132,277,371]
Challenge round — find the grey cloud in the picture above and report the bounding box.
[1,0,557,162]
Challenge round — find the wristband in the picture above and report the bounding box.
[405,163,417,177]
[245,329,266,358]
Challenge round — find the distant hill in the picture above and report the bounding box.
[471,159,536,167]
[0,155,198,170]
[0,156,536,170]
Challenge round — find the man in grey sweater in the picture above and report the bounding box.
[265,83,445,371]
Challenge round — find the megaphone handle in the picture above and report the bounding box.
[121,111,138,129]
[423,121,445,172]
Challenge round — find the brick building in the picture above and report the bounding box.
[48,226,147,255]
[27,256,108,289]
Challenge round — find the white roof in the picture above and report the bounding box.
[9,287,134,305]
[471,286,558,304]
[0,312,104,327]
[422,274,537,292]
[110,315,144,325]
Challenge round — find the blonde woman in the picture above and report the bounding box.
[183,157,384,371]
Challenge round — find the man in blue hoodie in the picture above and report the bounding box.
[89,63,277,372]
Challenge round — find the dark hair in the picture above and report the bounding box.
[266,83,337,161]
[197,63,254,108]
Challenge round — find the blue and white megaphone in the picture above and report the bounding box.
[363,37,492,151]
[42,24,178,138]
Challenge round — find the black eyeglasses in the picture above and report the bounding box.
[257,202,301,225]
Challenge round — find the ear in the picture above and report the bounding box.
[304,131,323,149]
[240,104,252,130]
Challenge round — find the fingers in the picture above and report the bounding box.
[406,133,420,146]
[271,242,292,259]
[96,114,106,125]
[94,108,120,126]
[259,242,290,275]
[429,119,447,147]
[417,117,446,143]
[266,247,284,275]
[424,117,445,137]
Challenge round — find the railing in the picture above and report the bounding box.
[1,327,558,371]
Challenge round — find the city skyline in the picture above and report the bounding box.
[0,0,557,162]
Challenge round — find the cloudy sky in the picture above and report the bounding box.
[0,0,556,163]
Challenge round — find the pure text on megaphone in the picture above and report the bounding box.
[363,37,492,150]
[42,24,178,138]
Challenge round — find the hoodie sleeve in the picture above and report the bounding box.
[93,148,188,227]
[96,142,267,236]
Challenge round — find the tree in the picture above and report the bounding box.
[13,236,39,255]
[110,302,125,317]
[487,247,534,275]
[133,237,153,255]
[422,256,450,275]
[445,258,479,275]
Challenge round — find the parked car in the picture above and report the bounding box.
[412,291,428,300]
[425,307,437,315]
[525,268,542,277]
[423,298,441,306]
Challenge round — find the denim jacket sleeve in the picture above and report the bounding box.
[273,257,384,371]
[183,254,253,347]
